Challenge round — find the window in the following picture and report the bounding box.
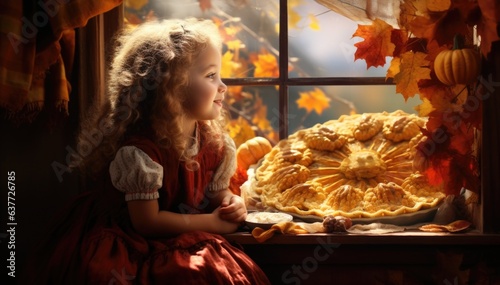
[123,0,420,144]
[114,0,500,233]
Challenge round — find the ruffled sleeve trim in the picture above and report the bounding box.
[109,146,163,201]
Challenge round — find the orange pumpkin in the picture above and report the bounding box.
[236,136,273,170]
[434,35,480,86]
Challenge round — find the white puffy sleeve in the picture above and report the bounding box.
[207,134,237,192]
[109,146,163,201]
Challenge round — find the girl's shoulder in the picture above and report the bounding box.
[122,131,165,164]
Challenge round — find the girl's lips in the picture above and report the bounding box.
[213,98,224,106]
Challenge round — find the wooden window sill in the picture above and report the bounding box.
[224,230,500,245]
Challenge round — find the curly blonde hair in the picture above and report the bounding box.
[73,18,226,178]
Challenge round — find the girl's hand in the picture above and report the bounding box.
[218,195,247,223]
[211,207,240,234]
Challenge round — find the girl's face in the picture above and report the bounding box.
[185,43,227,121]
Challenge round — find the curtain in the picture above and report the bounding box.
[315,0,401,28]
[0,0,122,124]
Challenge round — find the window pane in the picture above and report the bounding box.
[288,0,390,78]
[288,85,420,133]
[226,86,280,146]
[124,0,279,78]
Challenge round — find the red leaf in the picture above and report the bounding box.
[353,19,395,68]
[229,166,248,195]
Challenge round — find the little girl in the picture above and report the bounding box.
[22,18,270,284]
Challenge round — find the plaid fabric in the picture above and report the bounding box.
[0,0,122,123]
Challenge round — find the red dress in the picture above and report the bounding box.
[21,127,270,285]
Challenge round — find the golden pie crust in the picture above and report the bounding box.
[246,110,445,219]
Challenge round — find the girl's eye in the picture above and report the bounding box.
[207,72,216,79]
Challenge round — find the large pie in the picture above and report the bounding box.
[243,110,445,219]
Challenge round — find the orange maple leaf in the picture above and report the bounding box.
[352,18,395,68]
[408,2,473,46]
[427,0,451,12]
[296,88,330,115]
[399,0,419,30]
[253,53,279,77]
[199,0,212,12]
[393,51,431,100]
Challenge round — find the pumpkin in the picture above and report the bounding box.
[236,136,273,170]
[434,34,480,86]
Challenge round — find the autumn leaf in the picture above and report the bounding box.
[449,153,480,194]
[253,53,279,77]
[124,13,142,25]
[125,0,149,10]
[418,80,468,115]
[252,95,273,133]
[391,29,408,57]
[225,40,242,51]
[409,3,472,46]
[393,51,431,100]
[221,51,238,77]
[288,7,302,30]
[399,0,419,29]
[352,18,395,68]
[296,88,330,115]
[414,97,434,116]
[425,40,448,63]
[199,0,212,12]
[227,116,255,147]
[386,57,400,79]
[308,14,320,30]
[229,166,248,195]
[427,0,451,12]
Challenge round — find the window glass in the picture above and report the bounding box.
[288,0,390,77]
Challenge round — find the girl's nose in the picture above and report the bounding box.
[219,80,227,94]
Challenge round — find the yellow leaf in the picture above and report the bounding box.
[253,53,279,77]
[296,88,331,115]
[414,97,434,116]
[226,40,242,51]
[288,8,301,29]
[227,117,255,147]
[308,14,320,30]
[125,0,148,10]
[221,51,241,78]
[224,25,241,37]
[252,95,274,133]
[289,0,304,7]
[393,51,431,100]
[386,57,400,79]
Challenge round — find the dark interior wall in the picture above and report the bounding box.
[0,104,81,276]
